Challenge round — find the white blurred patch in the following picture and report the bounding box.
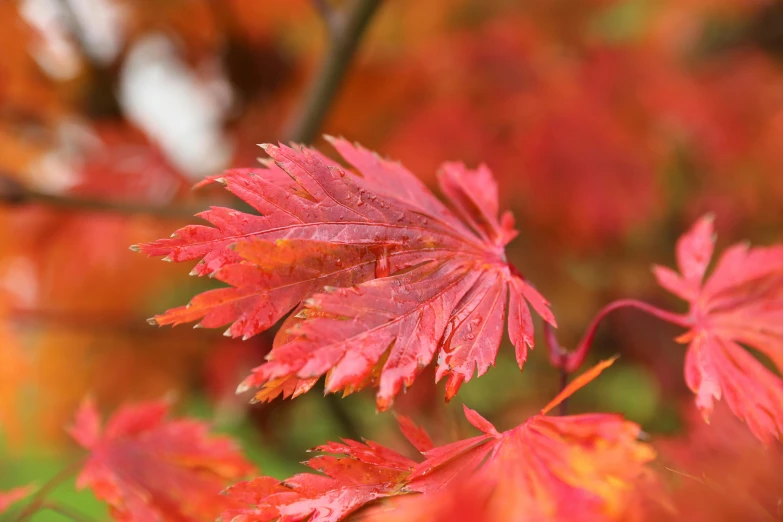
[66,0,127,64]
[119,34,233,180]
[26,120,97,193]
[20,0,83,80]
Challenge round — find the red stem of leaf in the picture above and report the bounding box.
[544,322,567,368]
[562,299,689,374]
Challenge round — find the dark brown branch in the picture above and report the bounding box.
[311,0,341,33]
[284,0,383,144]
[0,175,200,219]
[543,323,571,415]
[558,369,569,416]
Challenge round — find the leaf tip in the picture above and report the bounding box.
[146,317,159,326]
[540,356,619,415]
[129,244,141,253]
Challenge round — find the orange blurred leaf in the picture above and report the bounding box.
[68,397,255,522]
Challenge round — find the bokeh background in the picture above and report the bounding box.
[1,0,782,520]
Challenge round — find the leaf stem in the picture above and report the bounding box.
[546,299,689,375]
[284,0,383,144]
[0,174,200,219]
[14,460,84,522]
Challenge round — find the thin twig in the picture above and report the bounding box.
[543,323,572,415]
[311,0,341,33]
[558,369,569,416]
[0,174,200,219]
[15,460,84,522]
[40,502,97,522]
[284,0,383,144]
[324,392,363,440]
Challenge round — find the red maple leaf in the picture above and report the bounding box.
[68,398,255,522]
[0,485,34,515]
[223,359,656,522]
[223,438,417,522]
[139,138,555,409]
[401,358,656,522]
[653,215,783,444]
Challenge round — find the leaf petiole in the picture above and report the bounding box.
[546,298,690,377]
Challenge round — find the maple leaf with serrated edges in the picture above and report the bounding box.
[399,358,657,522]
[653,215,783,444]
[222,359,658,522]
[222,439,417,522]
[0,485,34,515]
[138,138,556,410]
[68,398,255,522]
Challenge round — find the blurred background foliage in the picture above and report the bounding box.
[1,0,782,519]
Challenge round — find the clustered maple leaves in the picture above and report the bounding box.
[221,360,655,522]
[141,139,783,446]
[4,140,783,522]
[0,359,654,522]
